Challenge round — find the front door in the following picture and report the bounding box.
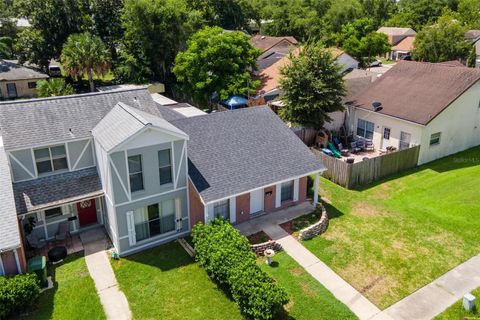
[381,127,391,149]
[250,189,264,215]
[77,199,97,227]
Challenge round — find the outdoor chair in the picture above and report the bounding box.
[337,143,350,156]
[364,140,374,151]
[350,142,361,154]
[55,221,71,247]
[26,232,47,254]
[356,139,366,150]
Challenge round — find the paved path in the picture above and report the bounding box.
[263,224,384,320]
[373,254,480,320]
[82,228,132,320]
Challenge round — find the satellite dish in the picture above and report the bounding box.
[372,101,383,112]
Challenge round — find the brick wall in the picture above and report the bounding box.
[264,186,276,213]
[236,193,250,224]
[188,180,205,227]
[299,176,308,203]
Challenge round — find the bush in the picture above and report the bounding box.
[0,273,40,319]
[192,219,288,320]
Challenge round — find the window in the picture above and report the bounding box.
[430,132,441,146]
[158,149,172,185]
[133,199,176,242]
[213,199,229,220]
[45,207,62,219]
[281,181,293,202]
[383,127,391,140]
[6,83,17,98]
[356,119,374,140]
[28,81,37,89]
[34,145,68,174]
[128,155,144,192]
[399,131,411,150]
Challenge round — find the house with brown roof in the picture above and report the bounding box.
[465,30,480,68]
[346,61,480,164]
[251,35,298,72]
[377,27,417,60]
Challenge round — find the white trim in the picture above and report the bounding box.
[175,141,186,187]
[203,169,325,205]
[124,150,132,197]
[126,210,136,246]
[275,184,281,208]
[8,152,35,178]
[30,148,38,177]
[188,177,205,205]
[175,197,182,232]
[293,178,299,202]
[229,197,236,223]
[109,157,131,202]
[72,140,92,170]
[119,230,190,256]
[313,172,320,207]
[171,141,177,189]
[13,249,22,274]
[185,146,191,231]
[353,106,426,127]
[6,136,93,153]
[64,142,72,171]
[114,186,187,207]
[204,205,209,224]
[0,254,5,276]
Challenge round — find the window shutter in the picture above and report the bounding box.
[126,211,136,246]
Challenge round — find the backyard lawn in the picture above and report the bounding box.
[258,252,357,320]
[14,253,105,320]
[304,146,480,309]
[434,287,479,320]
[110,242,243,320]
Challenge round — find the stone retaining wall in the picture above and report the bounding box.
[250,240,282,256]
[298,207,329,240]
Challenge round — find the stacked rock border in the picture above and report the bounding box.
[298,206,329,240]
[250,240,282,256]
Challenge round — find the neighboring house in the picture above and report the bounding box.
[0,87,324,274]
[251,35,298,72]
[330,48,359,72]
[0,60,49,99]
[377,27,417,60]
[345,61,480,165]
[465,30,480,68]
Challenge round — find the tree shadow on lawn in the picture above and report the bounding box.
[353,146,480,192]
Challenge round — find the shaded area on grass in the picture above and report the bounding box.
[110,242,243,320]
[259,252,357,320]
[13,253,105,320]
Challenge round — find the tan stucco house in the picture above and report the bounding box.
[0,60,49,100]
[346,61,480,165]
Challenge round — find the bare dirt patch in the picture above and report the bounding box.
[299,282,316,297]
[288,267,305,277]
[351,202,393,219]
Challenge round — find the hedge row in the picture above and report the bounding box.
[0,273,40,319]
[192,218,288,320]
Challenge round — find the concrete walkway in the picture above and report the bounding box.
[81,228,132,320]
[263,224,383,320]
[373,254,480,320]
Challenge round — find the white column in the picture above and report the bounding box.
[229,197,236,224]
[313,172,320,207]
[126,211,136,246]
[275,184,281,208]
[13,249,22,274]
[293,179,299,202]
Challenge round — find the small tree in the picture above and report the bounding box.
[61,32,111,92]
[173,26,260,108]
[343,32,391,67]
[279,44,346,129]
[37,79,74,97]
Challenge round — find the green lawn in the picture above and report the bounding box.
[110,242,243,320]
[303,146,480,309]
[434,287,479,320]
[14,253,105,320]
[259,252,357,320]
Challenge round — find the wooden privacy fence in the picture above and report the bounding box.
[312,145,420,189]
[293,127,318,147]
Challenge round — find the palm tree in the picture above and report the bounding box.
[61,32,110,92]
[37,79,75,97]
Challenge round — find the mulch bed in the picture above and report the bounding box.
[247,231,271,245]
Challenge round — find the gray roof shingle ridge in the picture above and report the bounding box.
[117,102,152,126]
[171,105,271,124]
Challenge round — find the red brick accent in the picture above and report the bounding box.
[264,186,276,213]
[188,180,205,227]
[299,176,308,203]
[1,250,18,275]
[236,193,250,224]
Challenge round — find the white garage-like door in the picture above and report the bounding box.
[250,189,264,214]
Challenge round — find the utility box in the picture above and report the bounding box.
[27,256,47,288]
[463,293,476,312]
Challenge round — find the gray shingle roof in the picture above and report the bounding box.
[0,139,21,250]
[0,88,160,150]
[92,102,188,152]
[171,107,326,204]
[0,60,49,81]
[13,167,102,215]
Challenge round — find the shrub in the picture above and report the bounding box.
[0,273,40,319]
[192,219,288,320]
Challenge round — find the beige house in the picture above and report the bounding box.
[0,60,49,99]
[346,61,480,165]
[377,27,417,60]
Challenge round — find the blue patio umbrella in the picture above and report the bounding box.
[220,95,249,110]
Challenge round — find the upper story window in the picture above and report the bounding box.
[281,180,293,202]
[158,149,172,185]
[34,145,68,175]
[357,119,374,140]
[128,155,144,192]
[429,132,441,146]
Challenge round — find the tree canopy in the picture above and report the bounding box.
[37,78,75,97]
[279,44,346,129]
[173,26,260,107]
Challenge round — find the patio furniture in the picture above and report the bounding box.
[48,246,67,263]
[337,143,350,156]
[26,233,47,254]
[364,140,374,151]
[350,142,361,154]
[356,139,366,150]
[55,221,71,246]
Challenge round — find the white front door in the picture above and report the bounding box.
[250,189,264,214]
[381,127,391,149]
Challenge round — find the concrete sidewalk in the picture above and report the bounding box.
[82,228,132,320]
[263,224,383,320]
[373,254,480,320]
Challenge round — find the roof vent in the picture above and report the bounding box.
[68,128,75,137]
[372,101,383,112]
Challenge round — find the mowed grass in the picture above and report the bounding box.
[434,287,480,320]
[303,146,480,309]
[14,253,105,320]
[259,252,357,320]
[110,242,243,320]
